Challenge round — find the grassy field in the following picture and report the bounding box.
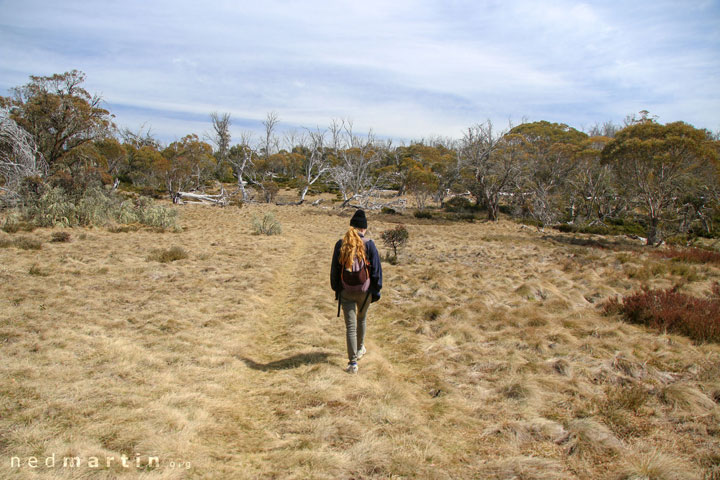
[1,199,720,479]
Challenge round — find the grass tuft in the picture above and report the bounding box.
[13,236,43,250]
[658,383,716,415]
[252,212,282,235]
[147,246,189,263]
[50,231,72,243]
[616,449,700,480]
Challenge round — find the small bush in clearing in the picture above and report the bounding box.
[147,246,189,263]
[381,224,409,263]
[13,236,42,250]
[652,247,720,264]
[252,212,282,235]
[603,284,720,343]
[28,264,50,276]
[414,210,432,219]
[2,213,20,233]
[51,231,71,243]
[381,206,398,215]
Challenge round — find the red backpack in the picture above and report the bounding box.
[340,238,371,293]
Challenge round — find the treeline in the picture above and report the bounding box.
[1,70,719,244]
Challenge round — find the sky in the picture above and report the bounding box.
[1,0,719,145]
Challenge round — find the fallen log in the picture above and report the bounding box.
[174,187,230,206]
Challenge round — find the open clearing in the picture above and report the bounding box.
[1,202,719,479]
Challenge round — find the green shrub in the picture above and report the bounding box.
[18,183,180,231]
[252,212,282,235]
[135,203,180,230]
[25,186,76,227]
[414,210,432,219]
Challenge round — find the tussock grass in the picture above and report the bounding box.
[615,449,701,480]
[478,456,572,480]
[9,235,42,250]
[658,383,717,415]
[558,418,623,461]
[251,211,282,235]
[0,201,719,478]
[146,246,189,263]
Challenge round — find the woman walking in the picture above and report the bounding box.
[330,209,383,374]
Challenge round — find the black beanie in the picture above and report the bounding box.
[350,209,368,229]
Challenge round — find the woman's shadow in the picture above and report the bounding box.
[237,351,333,371]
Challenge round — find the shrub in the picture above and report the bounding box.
[252,212,282,235]
[414,210,432,219]
[18,182,180,231]
[443,196,475,212]
[147,246,188,263]
[28,264,49,276]
[227,196,244,208]
[552,218,647,236]
[381,224,409,263]
[603,284,720,343]
[25,186,76,227]
[260,181,279,203]
[13,236,42,250]
[134,203,180,231]
[652,247,720,264]
[2,213,21,233]
[381,206,398,215]
[50,231,71,243]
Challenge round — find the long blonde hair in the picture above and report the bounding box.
[339,227,367,269]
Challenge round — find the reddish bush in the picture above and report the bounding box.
[652,247,720,264]
[603,284,720,343]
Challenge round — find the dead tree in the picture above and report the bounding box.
[296,127,331,204]
[329,123,387,208]
[0,107,47,205]
[227,131,255,202]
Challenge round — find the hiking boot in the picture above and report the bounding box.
[357,345,367,360]
[346,362,358,374]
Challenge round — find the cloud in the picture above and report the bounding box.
[1,0,718,143]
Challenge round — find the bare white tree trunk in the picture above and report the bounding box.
[297,128,331,204]
[0,107,47,205]
[330,126,386,208]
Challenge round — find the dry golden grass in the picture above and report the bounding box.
[1,197,720,479]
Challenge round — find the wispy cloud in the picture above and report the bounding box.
[1,0,718,143]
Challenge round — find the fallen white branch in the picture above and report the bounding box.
[174,185,231,206]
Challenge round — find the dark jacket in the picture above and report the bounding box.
[331,234,383,301]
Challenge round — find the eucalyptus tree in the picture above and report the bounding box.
[0,70,114,169]
[602,119,719,244]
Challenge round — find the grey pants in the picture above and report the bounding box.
[340,290,371,363]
